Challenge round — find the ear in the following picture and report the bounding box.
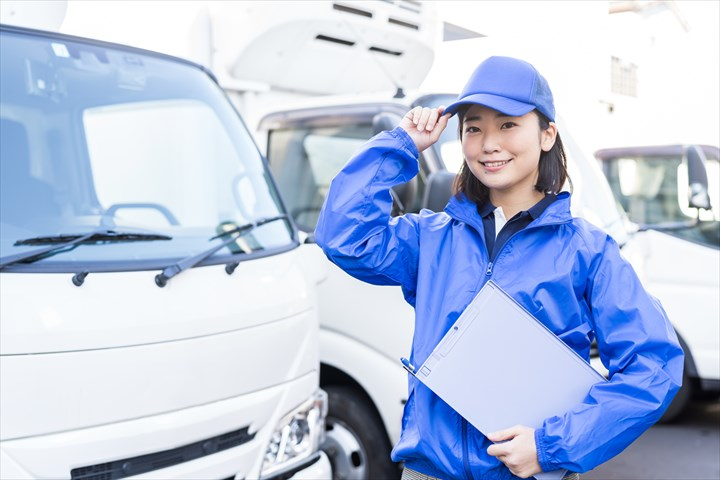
[541,122,558,152]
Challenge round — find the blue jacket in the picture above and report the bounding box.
[315,128,683,479]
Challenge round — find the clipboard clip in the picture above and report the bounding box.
[400,357,416,375]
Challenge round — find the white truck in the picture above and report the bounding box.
[0,24,330,480]
[595,144,720,419]
[255,91,635,480]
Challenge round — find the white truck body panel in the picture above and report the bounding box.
[621,229,720,382]
[0,24,329,480]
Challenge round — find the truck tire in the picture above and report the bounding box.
[322,385,401,480]
[659,367,692,423]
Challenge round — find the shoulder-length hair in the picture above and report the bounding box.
[453,106,571,205]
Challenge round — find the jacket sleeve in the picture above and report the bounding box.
[314,127,422,295]
[535,236,684,473]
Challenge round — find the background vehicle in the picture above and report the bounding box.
[256,91,630,480]
[595,144,720,419]
[0,25,329,479]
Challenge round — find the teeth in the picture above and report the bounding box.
[484,160,509,167]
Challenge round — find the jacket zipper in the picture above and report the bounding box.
[462,418,474,480]
[448,202,570,476]
[466,218,570,477]
[484,219,570,277]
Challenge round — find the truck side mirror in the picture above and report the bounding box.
[686,145,712,211]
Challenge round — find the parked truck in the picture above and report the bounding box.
[0,3,448,478]
[0,24,330,479]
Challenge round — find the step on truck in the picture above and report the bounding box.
[0,24,330,480]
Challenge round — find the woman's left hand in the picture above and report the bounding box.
[486,425,542,478]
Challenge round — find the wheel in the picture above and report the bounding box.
[322,385,401,480]
[659,366,692,423]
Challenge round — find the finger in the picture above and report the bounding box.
[424,108,440,131]
[410,106,422,125]
[416,107,433,131]
[428,110,451,141]
[487,425,521,442]
[436,107,451,129]
[486,443,509,457]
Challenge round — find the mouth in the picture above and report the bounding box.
[480,159,511,168]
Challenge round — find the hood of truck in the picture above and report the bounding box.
[0,249,319,440]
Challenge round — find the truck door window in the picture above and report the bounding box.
[610,155,719,224]
[268,125,372,231]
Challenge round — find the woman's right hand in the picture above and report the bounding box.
[399,106,451,153]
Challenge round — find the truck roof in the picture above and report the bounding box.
[256,90,458,129]
[595,144,719,161]
[0,23,218,83]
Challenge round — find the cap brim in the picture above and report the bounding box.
[443,93,535,118]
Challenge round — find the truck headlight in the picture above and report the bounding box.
[260,389,327,478]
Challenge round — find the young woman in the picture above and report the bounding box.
[315,56,683,480]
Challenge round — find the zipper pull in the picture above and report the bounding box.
[486,262,493,276]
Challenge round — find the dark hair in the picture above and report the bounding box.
[453,106,571,205]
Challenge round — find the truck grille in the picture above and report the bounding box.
[70,426,255,480]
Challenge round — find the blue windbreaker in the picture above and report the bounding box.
[315,128,683,479]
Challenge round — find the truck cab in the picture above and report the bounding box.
[0,24,329,479]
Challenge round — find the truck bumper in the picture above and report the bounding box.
[287,451,332,480]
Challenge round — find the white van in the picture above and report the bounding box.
[0,24,329,479]
[256,91,632,479]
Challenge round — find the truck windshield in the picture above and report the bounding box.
[598,146,719,249]
[0,27,294,272]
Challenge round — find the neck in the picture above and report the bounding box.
[490,189,545,219]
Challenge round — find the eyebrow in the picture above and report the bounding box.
[464,112,511,122]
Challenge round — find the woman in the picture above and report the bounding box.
[315,56,683,480]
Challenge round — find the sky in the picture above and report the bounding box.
[422,1,720,151]
[2,0,718,150]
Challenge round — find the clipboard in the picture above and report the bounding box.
[401,280,606,480]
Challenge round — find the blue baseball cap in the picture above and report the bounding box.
[444,56,555,122]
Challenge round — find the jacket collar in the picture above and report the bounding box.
[445,191,573,232]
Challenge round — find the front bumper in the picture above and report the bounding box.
[281,451,331,480]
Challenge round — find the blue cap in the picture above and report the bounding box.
[444,56,555,121]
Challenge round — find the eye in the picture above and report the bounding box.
[465,125,480,134]
[500,122,517,129]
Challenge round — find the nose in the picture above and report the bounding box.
[482,131,501,154]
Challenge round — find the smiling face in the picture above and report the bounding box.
[461,104,557,210]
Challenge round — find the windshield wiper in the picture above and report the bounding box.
[0,229,172,270]
[154,214,288,287]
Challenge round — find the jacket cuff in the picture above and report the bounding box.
[535,427,555,472]
[389,126,419,159]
